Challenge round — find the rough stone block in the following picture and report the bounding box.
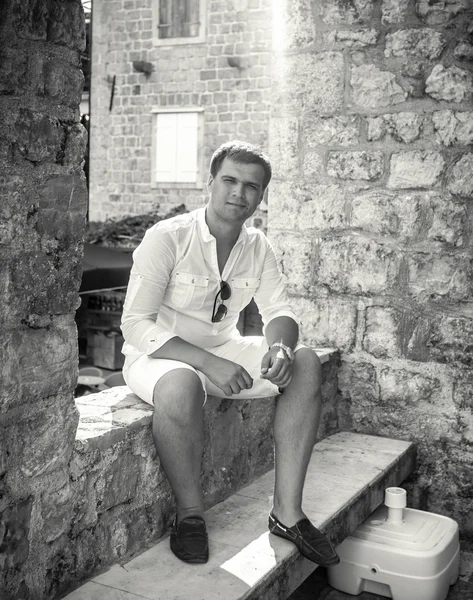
[42,58,84,108]
[338,359,380,404]
[453,41,473,61]
[428,315,473,367]
[426,64,473,103]
[388,150,445,189]
[432,110,473,146]
[366,116,386,141]
[350,189,419,239]
[11,109,66,164]
[4,318,77,412]
[351,64,407,108]
[37,172,88,215]
[363,306,430,361]
[96,453,141,513]
[323,29,379,48]
[390,112,423,143]
[0,47,28,94]
[10,0,86,52]
[291,296,357,352]
[5,395,79,477]
[385,29,446,60]
[268,116,299,180]
[268,181,347,232]
[363,306,473,366]
[350,189,466,246]
[272,51,344,114]
[302,149,324,181]
[9,247,83,316]
[320,0,374,25]
[367,112,423,143]
[40,471,75,542]
[301,114,360,147]
[0,498,33,570]
[316,236,400,295]
[416,0,470,25]
[277,0,316,50]
[381,0,409,25]
[447,153,473,198]
[407,251,471,301]
[453,369,473,409]
[64,124,88,166]
[327,151,384,180]
[270,232,316,294]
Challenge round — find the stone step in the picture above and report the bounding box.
[63,431,416,600]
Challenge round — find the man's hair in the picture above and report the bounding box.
[209,140,272,190]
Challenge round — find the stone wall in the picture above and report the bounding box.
[268,0,473,538]
[89,0,273,221]
[0,1,88,598]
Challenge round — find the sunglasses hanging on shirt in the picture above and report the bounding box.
[211,281,232,323]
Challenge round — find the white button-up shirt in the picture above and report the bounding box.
[121,206,297,364]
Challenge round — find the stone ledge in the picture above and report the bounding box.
[75,348,339,453]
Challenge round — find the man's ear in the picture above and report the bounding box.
[207,173,213,190]
[257,187,268,206]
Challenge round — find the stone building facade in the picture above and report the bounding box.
[89,0,273,221]
[268,0,473,537]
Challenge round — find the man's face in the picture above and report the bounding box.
[208,157,265,224]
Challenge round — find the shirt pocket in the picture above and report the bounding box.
[229,277,260,313]
[171,272,210,310]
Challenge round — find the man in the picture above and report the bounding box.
[120,140,339,567]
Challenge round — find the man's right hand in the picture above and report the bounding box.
[201,355,253,397]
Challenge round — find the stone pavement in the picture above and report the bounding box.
[290,543,473,600]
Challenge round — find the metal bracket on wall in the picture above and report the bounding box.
[109,75,116,112]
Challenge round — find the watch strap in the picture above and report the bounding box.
[270,342,295,363]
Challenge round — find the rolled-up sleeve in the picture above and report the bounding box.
[121,226,177,354]
[254,239,298,330]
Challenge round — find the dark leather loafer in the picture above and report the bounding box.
[268,512,340,566]
[170,515,209,564]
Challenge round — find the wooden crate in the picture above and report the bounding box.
[87,329,125,370]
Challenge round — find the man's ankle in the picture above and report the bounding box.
[177,507,205,523]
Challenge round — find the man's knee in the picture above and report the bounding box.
[294,348,322,391]
[153,368,204,421]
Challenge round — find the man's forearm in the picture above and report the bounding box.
[265,316,299,350]
[148,336,214,372]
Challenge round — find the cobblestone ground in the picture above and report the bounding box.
[290,543,473,600]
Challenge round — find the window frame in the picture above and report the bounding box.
[152,0,207,46]
[151,107,205,190]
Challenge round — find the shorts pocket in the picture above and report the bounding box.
[171,272,210,310]
[229,277,260,313]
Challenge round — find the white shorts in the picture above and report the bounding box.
[122,336,307,406]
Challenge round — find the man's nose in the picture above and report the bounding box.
[232,183,244,198]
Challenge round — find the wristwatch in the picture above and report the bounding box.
[270,342,295,364]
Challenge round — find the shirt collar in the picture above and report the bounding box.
[197,205,249,245]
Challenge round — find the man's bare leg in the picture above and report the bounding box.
[152,369,206,523]
[272,348,322,526]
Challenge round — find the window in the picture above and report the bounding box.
[151,108,204,189]
[153,0,206,45]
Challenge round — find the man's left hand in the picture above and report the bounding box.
[260,347,293,389]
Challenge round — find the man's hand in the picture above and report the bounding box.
[260,347,293,389]
[201,355,253,397]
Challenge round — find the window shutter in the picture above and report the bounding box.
[176,112,198,183]
[158,0,200,39]
[155,113,178,182]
